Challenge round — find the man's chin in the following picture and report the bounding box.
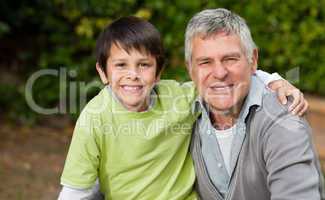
[208,100,245,117]
[206,99,237,112]
[206,96,233,107]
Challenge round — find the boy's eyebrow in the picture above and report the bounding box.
[138,58,152,62]
[110,58,154,64]
[111,58,127,62]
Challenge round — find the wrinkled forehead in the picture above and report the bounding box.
[195,29,237,42]
[192,32,243,50]
[195,31,247,53]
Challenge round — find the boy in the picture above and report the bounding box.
[59,16,307,200]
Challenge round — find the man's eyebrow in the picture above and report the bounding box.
[195,57,212,62]
[223,52,241,57]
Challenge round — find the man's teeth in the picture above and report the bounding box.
[211,85,232,89]
[122,86,142,91]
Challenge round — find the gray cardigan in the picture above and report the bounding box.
[191,92,325,200]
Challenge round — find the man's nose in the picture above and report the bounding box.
[212,63,228,79]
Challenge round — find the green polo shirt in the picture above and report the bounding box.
[61,80,198,200]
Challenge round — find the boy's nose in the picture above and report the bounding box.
[126,68,140,80]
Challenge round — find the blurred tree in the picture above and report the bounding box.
[0,0,324,123]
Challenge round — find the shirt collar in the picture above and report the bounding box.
[192,95,204,114]
[106,85,157,111]
[238,75,265,122]
[192,75,265,122]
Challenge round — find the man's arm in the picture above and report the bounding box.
[263,113,324,199]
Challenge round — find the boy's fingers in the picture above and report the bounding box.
[277,88,287,105]
[291,96,304,115]
[288,89,300,112]
[298,100,309,116]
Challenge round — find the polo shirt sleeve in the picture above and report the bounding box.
[263,115,323,199]
[60,110,100,189]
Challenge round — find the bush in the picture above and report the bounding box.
[1,0,324,122]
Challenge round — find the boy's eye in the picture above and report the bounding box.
[139,63,151,68]
[115,63,126,68]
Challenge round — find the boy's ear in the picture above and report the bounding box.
[155,71,162,83]
[96,62,109,85]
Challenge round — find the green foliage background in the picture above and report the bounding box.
[1,0,324,123]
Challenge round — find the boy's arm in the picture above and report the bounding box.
[255,69,283,86]
[60,110,100,190]
[58,181,104,200]
[255,70,308,116]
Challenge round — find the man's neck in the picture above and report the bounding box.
[208,103,244,131]
[209,111,236,130]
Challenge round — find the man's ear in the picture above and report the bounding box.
[186,61,194,80]
[186,62,197,83]
[96,62,109,85]
[251,48,258,73]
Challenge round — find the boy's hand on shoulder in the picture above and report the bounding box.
[268,79,308,116]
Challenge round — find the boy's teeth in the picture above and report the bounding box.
[123,86,141,91]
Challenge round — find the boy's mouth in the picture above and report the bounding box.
[121,85,144,93]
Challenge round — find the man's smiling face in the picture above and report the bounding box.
[189,32,257,113]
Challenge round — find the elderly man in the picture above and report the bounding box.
[186,8,325,200]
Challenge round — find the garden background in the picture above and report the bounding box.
[0,0,324,199]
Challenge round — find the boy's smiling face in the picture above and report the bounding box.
[105,43,159,112]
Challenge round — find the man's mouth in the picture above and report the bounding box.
[209,84,234,93]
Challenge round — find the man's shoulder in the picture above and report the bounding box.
[253,89,310,139]
[259,89,289,119]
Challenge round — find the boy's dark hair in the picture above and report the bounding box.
[96,16,165,76]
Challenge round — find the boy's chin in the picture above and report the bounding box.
[121,99,149,112]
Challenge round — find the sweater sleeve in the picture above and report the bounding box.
[263,114,323,200]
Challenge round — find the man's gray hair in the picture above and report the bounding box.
[185,8,257,65]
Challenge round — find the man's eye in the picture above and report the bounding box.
[199,61,210,66]
[223,58,238,65]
